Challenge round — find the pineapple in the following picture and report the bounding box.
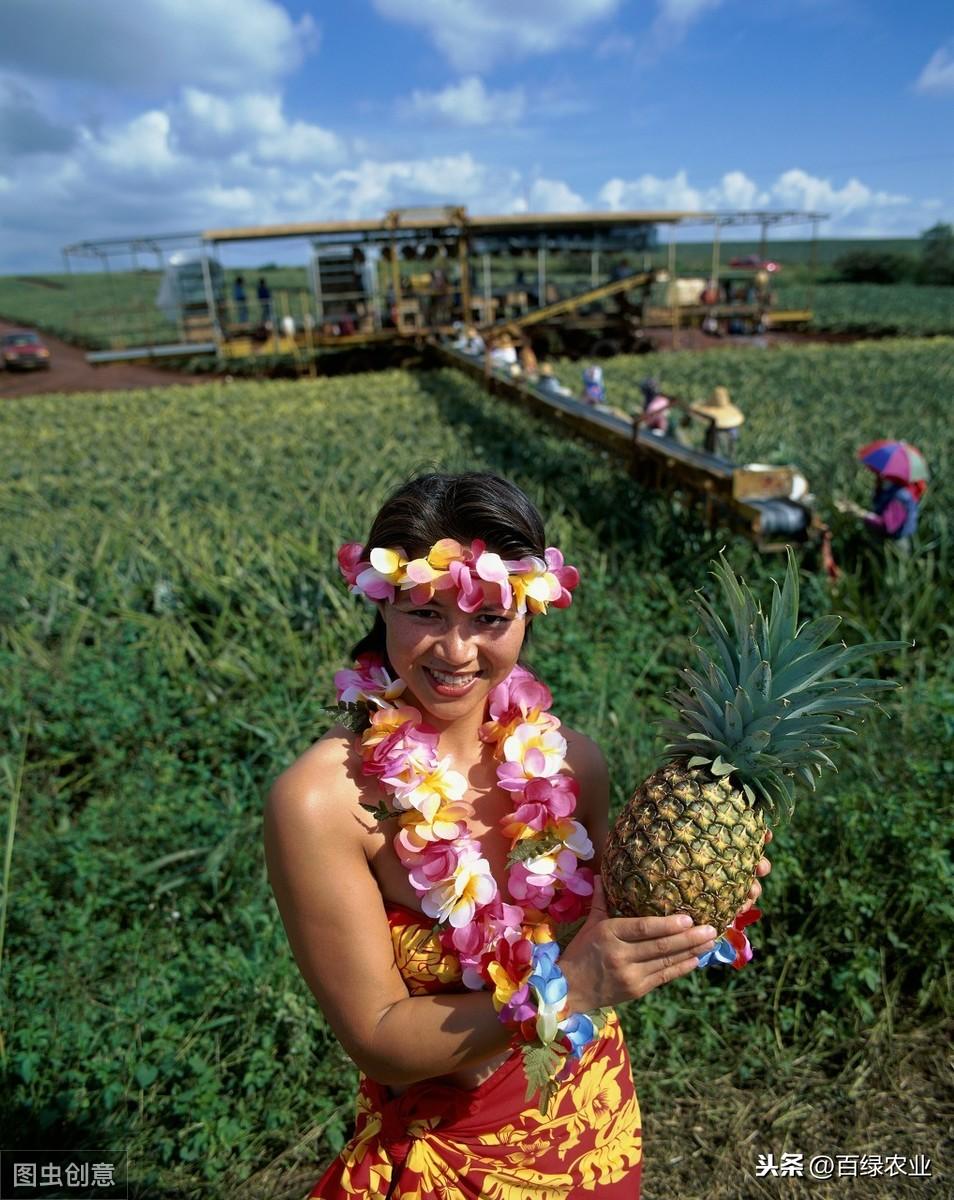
[601,549,899,930]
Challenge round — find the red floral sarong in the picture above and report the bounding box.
[309,905,642,1198]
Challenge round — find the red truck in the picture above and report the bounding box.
[1,330,51,370]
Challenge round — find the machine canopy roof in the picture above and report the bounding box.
[202,208,824,247]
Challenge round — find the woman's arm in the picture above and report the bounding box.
[863,497,910,537]
[264,744,512,1088]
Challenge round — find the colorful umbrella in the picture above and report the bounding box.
[857,440,929,484]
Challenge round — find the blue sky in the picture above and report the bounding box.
[1,0,951,271]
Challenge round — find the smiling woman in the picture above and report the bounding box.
[263,472,753,1199]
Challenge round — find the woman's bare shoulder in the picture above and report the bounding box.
[266,726,363,826]
[562,726,608,777]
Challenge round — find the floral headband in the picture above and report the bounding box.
[337,538,579,616]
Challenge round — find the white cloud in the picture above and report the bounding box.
[769,168,908,215]
[528,178,586,212]
[600,168,704,211]
[305,154,522,219]
[180,88,345,164]
[0,0,316,94]
[600,166,909,224]
[93,111,181,174]
[720,170,768,210]
[401,77,526,126]
[914,45,954,96]
[372,0,619,71]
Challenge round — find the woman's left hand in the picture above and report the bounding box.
[737,828,772,917]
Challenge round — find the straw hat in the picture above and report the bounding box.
[495,333,514,348]
[539,363,554,377]
[692,385,744,428]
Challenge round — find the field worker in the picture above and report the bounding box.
[692,386,745,460]
[835,440,928,555]
[537,362,573,399]
[264,471,774,1200]
[257,276,272,326]
[638,377,662,412]
[233,275,248,324]
[581,364,605,406]
[518,342,539,381]
[487,332,518,373]
[637,393,674,437]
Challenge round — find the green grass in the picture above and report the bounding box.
[0,350,950,1198]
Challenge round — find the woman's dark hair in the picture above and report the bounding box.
[350,472,546,663]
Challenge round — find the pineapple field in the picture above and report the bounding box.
[1,342,951,1199]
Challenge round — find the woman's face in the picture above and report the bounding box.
[380,588,527,723]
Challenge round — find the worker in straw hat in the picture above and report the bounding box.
[691,386,745,460]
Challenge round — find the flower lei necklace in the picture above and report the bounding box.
[334,535,598,1111]
[333,653,602,1113]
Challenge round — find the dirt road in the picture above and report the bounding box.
[0,318,200,398]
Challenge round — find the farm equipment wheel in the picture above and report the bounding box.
[591,338,622,358]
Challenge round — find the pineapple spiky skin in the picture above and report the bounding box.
[602,762,766,930]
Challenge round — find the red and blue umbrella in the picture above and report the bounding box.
[857,440,928,484]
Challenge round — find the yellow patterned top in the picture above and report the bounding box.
[385,902,463,994]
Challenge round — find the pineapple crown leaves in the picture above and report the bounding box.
[662,548,904,821]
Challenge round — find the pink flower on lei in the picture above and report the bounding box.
[401,839,468,894]
[421,847,498,928]
[547,867,595,923]
[497,722,568,792]
[387,755,468,820]
[395,798,470,845]
[500,775,580,838]
[334,654,406,706]
[443,899,524,989]
[360,711,437,783]
[480,666,556,749]
[508,848,593,911]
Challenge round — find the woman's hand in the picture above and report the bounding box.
[834,497,866,518]
[559,876,717,1013]
[736,828,772,918]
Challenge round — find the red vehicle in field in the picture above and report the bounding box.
[1,330,51,370]
[728,254,781,273]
